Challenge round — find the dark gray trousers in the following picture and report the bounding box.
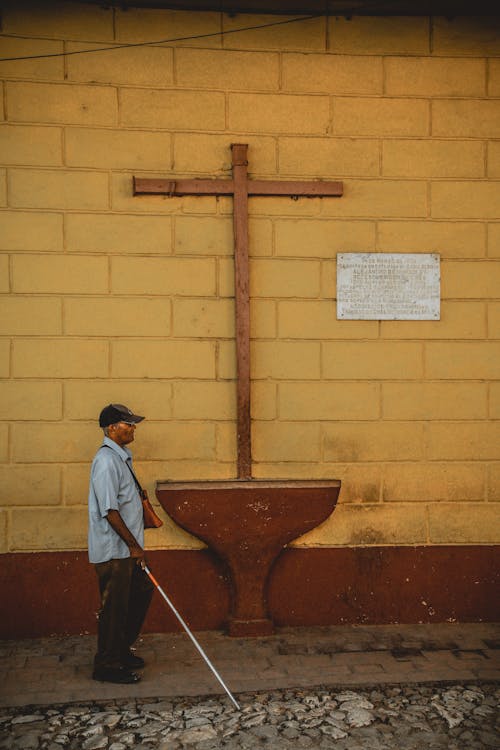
[94,557,154,670]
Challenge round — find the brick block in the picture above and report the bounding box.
[490,59,500,97]
[432,17,500,56]
[433,100,500,138]
[10,508,88,551]
[428,503,500,544]
[489,302,500,339]
[324,422,425,461]
[426,342,500,379]
[252,422,321,462]
[120,89,225,130]
[0,211,63,251]
[66,42,173,86]
[223,13,325,51]
[385,57,485,97]
[275,219,375,257]
[442,260,500,298]
[298,503,428,547]
[432,182,500,220]
[175,216,233,255]
[134,422,216,461]
[0,37,64,80]
[321,180,427,219]
[487,141,500,179]
[115,7,220,47]
[283,53,382,94]
[279,301,377,339]
[66,214,170,253]
[377,220,486,258]
[213,423,235,463]
[489,463,500,501]
[111,340,215,378]
[217,341,236,379]
[383,140,484,178]
[278,137,379,178]
[172,382,235,420]
[251,300,277,338]
[251,341,320,379]
[0,341,9,377]
[383,463,485,503]
[489,224,500,258]
[8,169,109,210]
[13,340,108,378]
[12,423,98,462]
[334,98,429,137]
[65,128,171,170]
[3,1,114,40]
[6,82,117,126]
[62,463,91,506]
[251,382,277,420]
[176,48,279,89]
[111,257,215,295]
[329,16,430,55]
[173,134,277,175]
[65,298,171,336]
[323,342,423,379]
[0,125,62,166]
[13,255,108,294]
[0,297,62,335]
[0,380,62,420]
[491,382,500,419]
[248,195,321,218]
[382,382,487,420]
[228,93,330,135]
[0,256,8,292]
[279,382,379,420]
[218,258,235,298]
[63,381,172,421]
[427,422,500,460]
[250,259,320,298]
[173,299,234,338]
[381,301,486,339]
[0,465,61,506]
[0,170,5,206]
[0,424,7,460]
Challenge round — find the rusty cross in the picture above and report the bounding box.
[133,144,343,480]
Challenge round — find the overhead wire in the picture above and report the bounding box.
[0,13,323,63]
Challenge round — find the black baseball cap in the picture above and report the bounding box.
[99,403,145,428]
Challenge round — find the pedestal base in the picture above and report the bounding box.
[229,618,274,637]
[156,479,340,637]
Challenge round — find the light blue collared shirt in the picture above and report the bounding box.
[88,436,144,564]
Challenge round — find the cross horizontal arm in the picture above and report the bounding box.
[133,177,234,195]
[133,177,343,198]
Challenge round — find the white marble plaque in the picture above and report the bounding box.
[337,253,440,320]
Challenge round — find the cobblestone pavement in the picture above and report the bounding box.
[1,683,498,749]
[1,623,499,749]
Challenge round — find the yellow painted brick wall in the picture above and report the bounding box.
[0,5,499,553]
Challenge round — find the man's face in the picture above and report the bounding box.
[108,421,136,447]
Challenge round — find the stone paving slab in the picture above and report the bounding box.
[1,623,499,708]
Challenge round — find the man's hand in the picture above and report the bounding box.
[106,509,145,563]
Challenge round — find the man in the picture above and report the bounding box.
[88,403,154,684]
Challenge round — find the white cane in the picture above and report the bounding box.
[144,564,241,711]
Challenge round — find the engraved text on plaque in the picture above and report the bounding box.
[337,253,440,321]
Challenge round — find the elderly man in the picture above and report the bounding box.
[88,403,154,684]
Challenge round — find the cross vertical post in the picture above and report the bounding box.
[231,144,252,480]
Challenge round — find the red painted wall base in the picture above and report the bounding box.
[1,546,498,639]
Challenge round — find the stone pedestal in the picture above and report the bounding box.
[156,480,341,636]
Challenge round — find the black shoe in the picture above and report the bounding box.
[92,666,141,684]
[121,651,145,669]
